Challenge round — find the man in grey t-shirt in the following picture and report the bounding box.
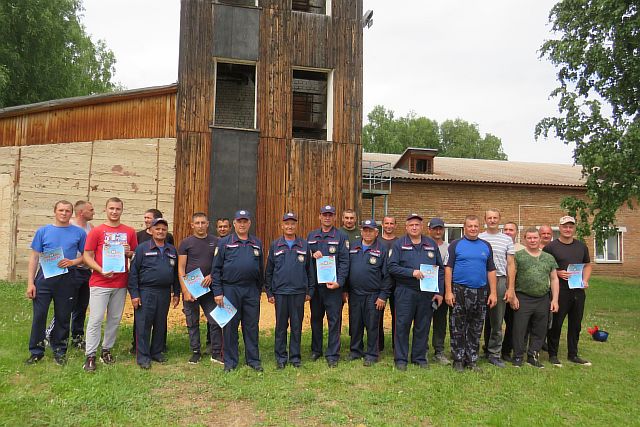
[428,217,451,365]
[479,209,515,368]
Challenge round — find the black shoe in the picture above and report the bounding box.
[488,357,506,368]
[100,350,115,365]
[527,354,545,369]
[310,352,322,361]
[513,357,523,367]
[210,355,224,365]
[395,363,407,371]
[327,360,338,368]
[188,352,201,364]
[434,352,451,365]
[152,354,167,363]
[276,362,286,370]
[466,363,482,372]
[250,364,264,372]
[25,354,44,365]
[549,355,563,367]
[568,356,592,366]
[72,336,86,350]
[83,356,97,372]
[292,362,301,368]
[53,353,67,366]
[453,361,465,372]
[412,362,429,369]
[139,361,151,370]
[501,353,513,363]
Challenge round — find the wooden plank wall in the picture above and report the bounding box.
[174,0,216,242]
[0,87,177,147]
[0,138,176,280]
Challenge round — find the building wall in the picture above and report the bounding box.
[362,180,639,277]
[0,138,176,281]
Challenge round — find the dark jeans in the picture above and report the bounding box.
[430,300,449,355]
[547,286,585,358]
[182,293,222,358]
[512,292,549,358]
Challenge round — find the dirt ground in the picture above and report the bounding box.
[121,294,394,332]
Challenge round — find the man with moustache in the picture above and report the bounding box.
[539,225,553,249]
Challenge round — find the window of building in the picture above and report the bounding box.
[411,158,433,174]
[292,69,332,140]
[214,62,256,129]
[292,0,329,14]
[445,225,463,243]
[595,230,623,263]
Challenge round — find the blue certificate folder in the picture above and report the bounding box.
[211,296,237,328]
[102,244,125,273]
[39,247,68,279]
[183,268,210,299]
[316,256,337,283]
[567,263,585,289]
[419,264,439,292]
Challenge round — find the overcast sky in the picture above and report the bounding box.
[81,0,575,164]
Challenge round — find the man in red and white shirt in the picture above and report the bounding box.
[81,197,137,372]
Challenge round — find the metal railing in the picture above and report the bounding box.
[362,160,391,195]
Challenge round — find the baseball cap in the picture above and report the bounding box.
[361,219,377,229]
[559,215,576,225]
[234,210,251,220]
[406,212,423,221]
[282,212,298,221]
[151,218,168,227]
[428,218,445,229]
[320,205,336,214]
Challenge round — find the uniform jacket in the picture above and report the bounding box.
[307,226,350,287]
[128,240,180,299]
[346,238,392,300]
[265,236,315,298]
[211,232,264,296]
[388,235,445,294]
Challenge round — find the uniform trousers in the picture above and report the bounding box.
[182,293,222,358]
[274,293,306,364]
[547,286,585,358]
[349,293,382,361]
[450,284,487,365]
[29,270,78,357]
[134,287,170,365]
[393,286,434,366]
[378,286,395,351]
[223,285,261,369]
[310,286,343,363]
[512,292,549,358]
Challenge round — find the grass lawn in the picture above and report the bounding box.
[1,276,638,426]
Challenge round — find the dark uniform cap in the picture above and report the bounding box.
[151,218,168,227]
[406,212,423,221]
[428,218,445,229]
[320,205,336,214]
[283,212,298,221]
[361,219,377,229]
[234,210,251,220]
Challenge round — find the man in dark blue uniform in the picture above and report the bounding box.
[212,210,264,373]
[389,213,444,371]
[265,212,315,369]
[307,205,350,367]
[128,218,180,369]
[347,219,392,366]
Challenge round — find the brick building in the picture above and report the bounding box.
[362,149,638,278]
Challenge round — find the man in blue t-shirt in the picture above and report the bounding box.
[445,215,497,372]
[25,200,87,366]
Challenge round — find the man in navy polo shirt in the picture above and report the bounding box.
[265,212,315,369]
[212,210,264,372]
[445,215,497,372]
[389,213,444,371]
[307,205,350,367]
[347,219,391,366]
[128,218,180,369]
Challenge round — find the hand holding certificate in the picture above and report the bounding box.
[183,268,210,299]
[567,264,585,289]
[419,264,439,292]
[39,247,68,279]
[102,244,126,273]
[211,296,237,328]
[316,256,337,284]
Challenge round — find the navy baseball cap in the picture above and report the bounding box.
[428,218,445,229]
[234,210,251,220]
[406,212,423,221]
[361,219,377,229]
[151,218,168,227]
[282,212,298,221]
[320,205,336,214]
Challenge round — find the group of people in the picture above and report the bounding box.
[26,199,593,373]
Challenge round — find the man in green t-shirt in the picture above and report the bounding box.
[509,228,559,368]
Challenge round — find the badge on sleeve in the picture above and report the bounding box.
[169,259,176,266]
[298,254,305,262]
[329,246,336,254]
[369,256,377,265]
[254,249,260,257]
[427,251,435,259]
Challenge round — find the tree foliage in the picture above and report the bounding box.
[0,0,117,108]
[536,0,640,244]
[362,105,508,160]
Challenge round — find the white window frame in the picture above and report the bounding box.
[594,227,625,264]
[444,224,464,244]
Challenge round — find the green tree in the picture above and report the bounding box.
[0,0,117,108]
[440,119,507,160]
[536,0,639,243]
